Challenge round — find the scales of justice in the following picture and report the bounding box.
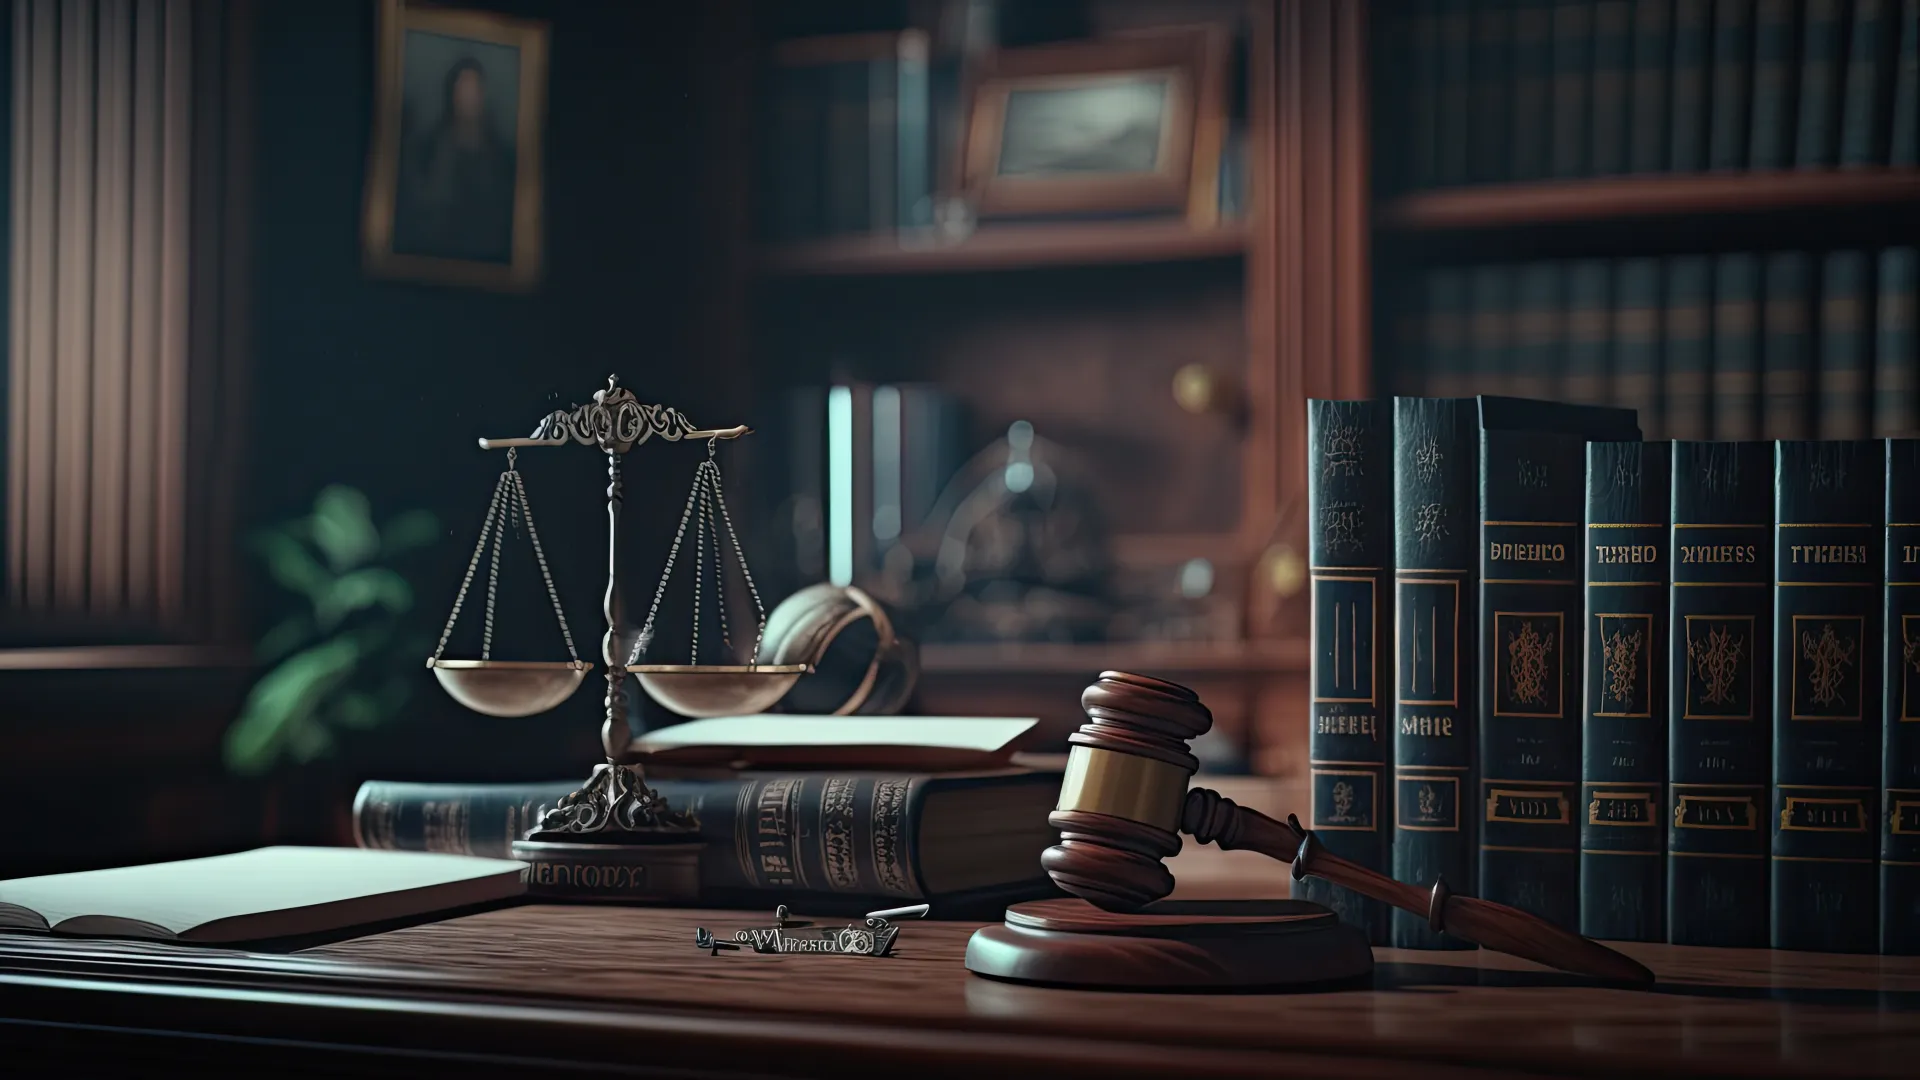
[423,375,804,892]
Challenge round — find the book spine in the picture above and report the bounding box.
[1472,0,1517,183]
[1469,264,1517,396]
[1671,0,1716,170]
[1885,439,1920,953]
[1303,399,1395,944]
[1668,440,1774,947]
[1713,253,1761,440]
[765,65,824,242]
[1795,0,1849,167]
[1479,429,1588,930]
[1393,396,1481,950]
[1772,439,1884,953]
[1591,0,1635,174]
[1512,262,1567,402]
[1893,0,1920,166]
[1709,0,1756,169]
[1439,0,1476,186]
[1879,248,1919,437]
[1748,0,1799,168]
[1513,0,1558,180]
[1841,0,1897,166]
[868,54,898,233]
[1761,251,1813,441]
[1612,257,1665,436]
[1565,258,1615,407]
[1552,0,1598,177]
[896,30,933,230]
[1820,250,1872,440]
[1664,255,1715,441]
[353,780,577,859]
[1628,0,1675,172]
[1582,441,1673,942]
[1412,0,1445,189]
[837,61,877,234]
[1425,269,1473,398]
[352,776,953,901]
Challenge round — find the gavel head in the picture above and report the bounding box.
[1040,671,1212,912]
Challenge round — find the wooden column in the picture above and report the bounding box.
[1243,0,1372,774]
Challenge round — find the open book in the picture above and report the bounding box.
[0,846,526,943]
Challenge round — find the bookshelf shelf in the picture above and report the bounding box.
[919,637,1306,676]
[757,220,1249,277]
[1378,170,1920,232]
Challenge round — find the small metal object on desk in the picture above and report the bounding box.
[696,905,931,959]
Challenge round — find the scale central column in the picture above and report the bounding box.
[602,447,629,763]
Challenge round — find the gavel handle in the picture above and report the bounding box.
[1183,788,1654,985]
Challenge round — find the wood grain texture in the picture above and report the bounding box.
[1377,169,1920,231]
[3,902,1920,1078]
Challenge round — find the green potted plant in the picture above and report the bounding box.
[225,485,438,776]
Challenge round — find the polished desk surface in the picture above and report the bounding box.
[3,901,1920,1079]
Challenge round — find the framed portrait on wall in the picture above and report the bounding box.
[961,26,1228,223]
[362,0,549,290]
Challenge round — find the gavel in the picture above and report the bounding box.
[1042,671,1655,985]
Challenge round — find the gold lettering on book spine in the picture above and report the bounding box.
[755,778,803,889]
[1506,621,1554,706]
[1800,623,1857,707]
[821,777,859,891]
[870,778,912,897]
[421,800,471,854]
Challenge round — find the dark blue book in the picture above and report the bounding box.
[1879,249,1919,438]
[1590,0,1635,174]
[1795,0,1851,168]
[1552,0,1598,177]
[1627,0,1674,172]
[1476,404,1643,931]
[1772,439,1884,953]
[1664,256,1715,442]
[1841,0,1901,166]
[1748,0,1801,169]
[1392,396,1639,949]
[1302,399,1394,943]
[1713,253,1762,441]
[1819,250,1872,440]
[1668,440,1773,947]
[1883,438,1920,954]
[1439,0,1476,186]
[1582,441,1672,942]
[1762,252,1813,441]
[1472,0,1518,182]
[1893,0,1919,165]
[1709,0,1757,169]
[1513,0,1559,180]
[1671,0,1716,170]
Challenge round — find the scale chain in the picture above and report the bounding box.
[483,474,519,661]
[432,471,511,663]
[706,456,768,665]
[632,450,710,664]
[509,469,581,664]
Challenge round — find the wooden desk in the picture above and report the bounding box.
[3,903,1919,1079]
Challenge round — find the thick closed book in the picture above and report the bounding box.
[1773,440,1884,954]
[1480,424,1618,932]
[355,768,1063,910]
[1582,441,1671,942]
[1302,399,1393,943]
[1668,441,1773,947]
[1393,396,1639,949]
[0,847,526,943]
[1885,438,1920,954]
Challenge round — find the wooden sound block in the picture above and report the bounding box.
[964,898,1374,990]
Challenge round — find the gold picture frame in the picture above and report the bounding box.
[362,0,549,290]
[960,26,1229,222]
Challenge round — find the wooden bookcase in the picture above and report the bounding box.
[694,0,1373,777]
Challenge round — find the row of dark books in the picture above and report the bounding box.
[1305,397,1919,954]
[1392,247,1920,442]
[1389,0,1920,189]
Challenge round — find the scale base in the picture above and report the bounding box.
[512,839,704,904]
[526,761,703,839]
[964,898,1374,991]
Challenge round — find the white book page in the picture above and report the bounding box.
[0,847,526,939]
[631,715,1039,754]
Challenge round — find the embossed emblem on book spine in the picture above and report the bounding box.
[1800,622,1857,707]
[1603,626,1643,705]
[821,777,859,891]
[870,778,912,896]
[1322,423,1366,478]
[1507,622,1554,706]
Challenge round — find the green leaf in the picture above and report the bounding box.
[255,614,314,664]
[223,638,361,775]
[254,530,332,601]
[329,691,386,730]
[380,509,441,556]
[313,568,414,631]
[310,486,380,572]
[286,721,336,764]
